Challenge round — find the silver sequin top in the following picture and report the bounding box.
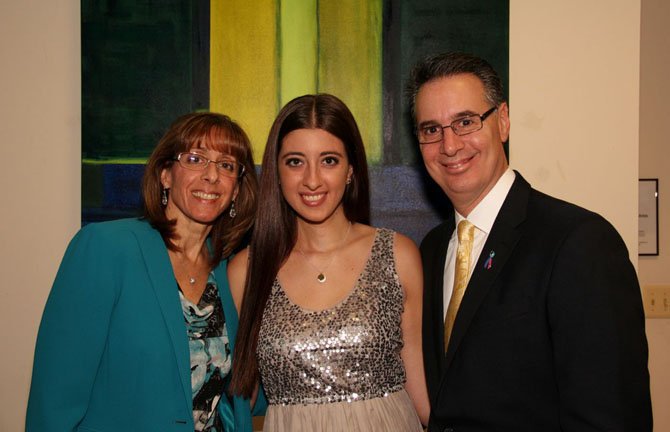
[257,228,407,406]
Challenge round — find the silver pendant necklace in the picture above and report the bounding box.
[173,249,205,286]
[297,222,352,284]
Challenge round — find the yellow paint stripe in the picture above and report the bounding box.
[210,0,278,161]
[279,0,318,105]
[317,0,382,163]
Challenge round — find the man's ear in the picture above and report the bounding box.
[497,102,510,143]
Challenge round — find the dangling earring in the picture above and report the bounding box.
[229,200,237,218]
[161,188,169,206]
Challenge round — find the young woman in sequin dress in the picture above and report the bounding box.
[229,94,429,431]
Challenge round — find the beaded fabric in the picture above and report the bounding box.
[257,228,406,406]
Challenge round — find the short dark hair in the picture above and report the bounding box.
[230,93,370,397]
[406,52,506,119]
[141,112,258,265]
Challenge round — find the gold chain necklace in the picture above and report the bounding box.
[296,222,352,284]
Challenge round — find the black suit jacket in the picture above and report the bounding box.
[421,172,651,432]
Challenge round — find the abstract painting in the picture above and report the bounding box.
[82,0,508,243]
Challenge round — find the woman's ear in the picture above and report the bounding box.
[160,167,171,189]
[232,182,240,201]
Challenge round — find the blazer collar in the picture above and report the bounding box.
[443,172,530,371]
[212,259,239,350]
[132,219,193,412]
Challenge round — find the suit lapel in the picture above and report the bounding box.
[429,218,455,374]
[443,174,530,372]
[133,221,193,413]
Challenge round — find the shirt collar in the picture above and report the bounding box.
[455,168,515,235]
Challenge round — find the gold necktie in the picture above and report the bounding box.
[444,220,475,351]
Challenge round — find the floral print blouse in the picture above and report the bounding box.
[179,272,231,432]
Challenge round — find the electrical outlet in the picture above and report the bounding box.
[642,285,670,318]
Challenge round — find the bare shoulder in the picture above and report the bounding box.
[392,231,421,262]
[350,222,376,242]
[229,247,249,271]
[344,223,377,256]
[390,231,423,294]
[227,247,250,311]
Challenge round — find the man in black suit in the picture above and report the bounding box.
[408,52,652,431]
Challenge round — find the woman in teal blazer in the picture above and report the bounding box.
[27,113,263,431]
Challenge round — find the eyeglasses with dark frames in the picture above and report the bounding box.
[417,106,497,144]
[173,152,245,178]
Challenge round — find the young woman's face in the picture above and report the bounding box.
[278,128,353,224]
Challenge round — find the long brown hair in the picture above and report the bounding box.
[230,94,370,397]
[142,112,258,265]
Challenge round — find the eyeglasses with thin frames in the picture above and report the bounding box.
[173,152,245,178]
[417,106,497,144]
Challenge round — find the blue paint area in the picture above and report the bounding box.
[83,164,144,224]
[83,164,452,244]
[102,164,145,208]
[369,165,451,244]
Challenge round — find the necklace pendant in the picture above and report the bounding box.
[188,277,196,285]
[317,273,326,283]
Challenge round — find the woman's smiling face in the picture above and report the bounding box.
[161,146,239,228]
[278,128,353,224]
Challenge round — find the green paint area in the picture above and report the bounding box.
[82,1,208,159]
[383,0,509,165]
[82,164,104,209]
[82,158,147,165]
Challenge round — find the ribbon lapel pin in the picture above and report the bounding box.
[483,250,495,270]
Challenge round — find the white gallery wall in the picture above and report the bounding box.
[511,0,668,429]
[639,0,670,430]
[0,1,81,431]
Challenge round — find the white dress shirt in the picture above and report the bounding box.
[443,168,516,320]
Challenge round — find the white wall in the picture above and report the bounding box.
[510,0,639,255]
[639,0,670,430]
[2,0,667,430]
[511,0,669,430]
[0,2,80,430]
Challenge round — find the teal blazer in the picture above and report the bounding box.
[27,218,263,432]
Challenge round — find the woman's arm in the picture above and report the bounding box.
[227,247,249,313]
[226,247,264,410]
[394,232,431,426]
[26,224,119,432]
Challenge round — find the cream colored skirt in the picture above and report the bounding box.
[262,389,422,432]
